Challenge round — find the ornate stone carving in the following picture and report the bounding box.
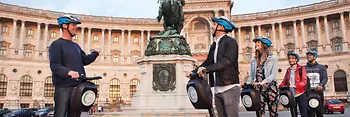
[152,63,176,92]
[194,43,206,50]
[111,49,121,56]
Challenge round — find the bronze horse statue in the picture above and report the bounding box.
[157,0,185,34]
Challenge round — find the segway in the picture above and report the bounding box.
[279,86,297,117]
[70,74,102,114]
[186,73,215,117]
[307,89,322,114]
[241,83,262,117]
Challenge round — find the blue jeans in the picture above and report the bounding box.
[54,86,81,117]
[214,86,241,117]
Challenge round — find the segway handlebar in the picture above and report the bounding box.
[79,74,102,81]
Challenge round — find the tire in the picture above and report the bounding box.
[341,111,344,114]
[324,109,327,114]
[330,112,333,114]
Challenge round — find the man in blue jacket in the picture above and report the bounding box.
[49,15,100,117]
[305,50,328,117]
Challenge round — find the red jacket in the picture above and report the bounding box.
[279,64,307,95]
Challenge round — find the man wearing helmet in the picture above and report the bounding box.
[49,15,100,117]
[279,52,308,117]
[187,16,240,117]
[305,50,328,117]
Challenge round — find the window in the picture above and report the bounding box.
[265,29,270,38]
[307,40,318,52]
[24,49,32,58]
[332,20,340,30]
[44,77,54,97]
[113,37,119,43]
[109,79,120,98]
[20,75,33,96]
[1,25,8,34]
[51,32,56,38]
[130,79,140,98]
[132,56,139,62]
[133,38,139,44]
[286,28,292,37]
[334,70,348,92]
[0,46,6,56]
[308,25,315,34]
[0,74,7,96]
[93,36,99,41]
[245,33,250,40]
[27,29,34,36]
[332,37,343,53]
[113,56,119,63]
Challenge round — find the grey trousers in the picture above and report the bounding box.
[215,86,241,117]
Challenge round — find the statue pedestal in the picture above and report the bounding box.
[95,55,210,116]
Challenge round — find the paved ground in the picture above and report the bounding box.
[82,107,349,117]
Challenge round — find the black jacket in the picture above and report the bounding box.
[305,61,328,91]
[49,38,99,87]
[193,35,239,87]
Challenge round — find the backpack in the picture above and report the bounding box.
[298,66,311,96]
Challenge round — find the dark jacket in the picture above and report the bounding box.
[279,64,307,95]
[193,35,239,87]
[49,38,99,87]
[305,61,328,91]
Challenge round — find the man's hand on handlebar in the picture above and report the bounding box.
[68,71,79,79]
[197,67,206,77]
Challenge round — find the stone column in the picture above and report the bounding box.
[279,22,285,58]
[35,23,42,58]
[10,19,17,56]
[101,29,105,54]
[59,28,62,37]
[293,21,299,50]
[258,25,262,36]
[271,23,276,48]
[316,17,323,54]
[80,27,85,50]
[43,23,49,59]
[108,29,112,55]
[324,16,331,53]
[251,26,255,52]
[18,20,25,58]
[87,28,92,52]
[141,30,144,56]
[340,12,349,52]
[121,30,125,63]
[238,27,243,62]
[127,30,131,63]
[107,29,112,63]
[301,19,307,55]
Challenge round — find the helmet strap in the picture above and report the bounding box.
[62,24,75,37]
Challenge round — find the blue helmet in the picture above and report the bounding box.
[211,16,236,32]
[253,36,272,47]
[57,14,81,27]
[287,52,300,62]
[306,50,318,58]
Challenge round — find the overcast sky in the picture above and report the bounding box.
[0,0,324,18]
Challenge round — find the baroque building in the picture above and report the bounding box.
[0,0,349,109]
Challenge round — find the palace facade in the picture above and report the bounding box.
[0,0,349,109]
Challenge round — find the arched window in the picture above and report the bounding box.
[130,79,140,98]
[0,74,8,96]
[44,77,54,97]
[109,79,120,98]
[20,75,33,96]
[334,70,348,92]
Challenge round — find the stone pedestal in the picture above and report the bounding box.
[95,55,210,116]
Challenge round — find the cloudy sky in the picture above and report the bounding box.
[0,0,324,18]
